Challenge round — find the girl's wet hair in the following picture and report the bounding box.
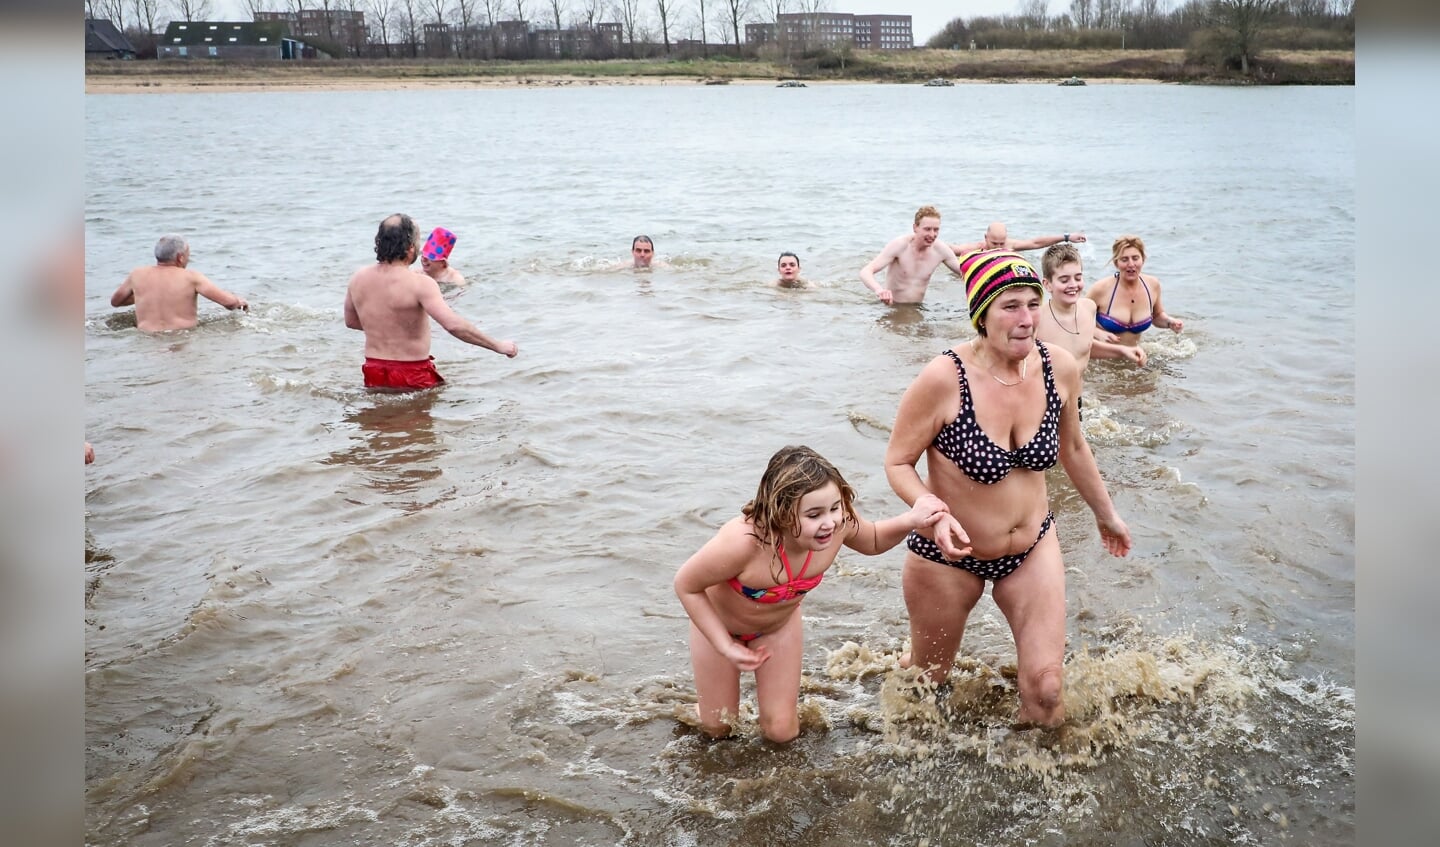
[742,445,856,551]
[778,251,800,266]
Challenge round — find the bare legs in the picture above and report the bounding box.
[899,530,1068,727]
[688,610,804,743]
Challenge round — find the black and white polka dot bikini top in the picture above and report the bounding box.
[931,341,1062,485]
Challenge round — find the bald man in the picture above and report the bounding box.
[950,222,1086,256]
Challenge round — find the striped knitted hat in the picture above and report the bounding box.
[959,250,1043,329]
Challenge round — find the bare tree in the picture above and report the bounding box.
[480,0,502,57]
[131,0,161,33]
[400,0,421,55]
[169,0,213,21]
[1208,0,1278,74]
[615,0,641,56]
[547,0,566,57]
[339,0,367,53]
[368,0,397,54]
[696,0,707,53]
[722,0,747,52]
[454,0,477,57]
[1016,0,1048,30]
[654,0,674,51]
[102,0,128,28]
[759,0,785,53]
[1069,0,1093,27]
[1134,0,1165,21]
[241,0,264,18]
[426,0,451,56]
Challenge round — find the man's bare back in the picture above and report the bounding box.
[344,214,516,387]
[344,263,447,361]
[860,208,963,305]
[110,236,247,332]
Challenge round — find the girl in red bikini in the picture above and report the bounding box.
[673,445,948,743]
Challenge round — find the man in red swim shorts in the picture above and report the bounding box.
[344,214,518,391]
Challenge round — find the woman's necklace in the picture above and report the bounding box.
[1048,301,1080,335]
[971,339,1028,386]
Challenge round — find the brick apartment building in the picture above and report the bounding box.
[770,11,913,51]
[255,9,366,54]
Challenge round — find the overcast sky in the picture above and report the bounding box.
[202,1,1026,46]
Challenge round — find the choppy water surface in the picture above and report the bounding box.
[85,82,1353,845]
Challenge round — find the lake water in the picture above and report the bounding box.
[84,81,1354,846]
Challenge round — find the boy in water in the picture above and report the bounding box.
[770,252,813,289]
[417,227,466,287]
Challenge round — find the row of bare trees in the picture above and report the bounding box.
[87,0,854,59]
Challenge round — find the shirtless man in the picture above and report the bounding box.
[344,213,517,391]
[110,234,248,331]
[1036,245,1145,415]
[771,251,814,289]
[859,205,963,304]
[950,221,1086,256]
[417,226,465,286]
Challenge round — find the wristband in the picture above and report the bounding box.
[1063,233,1070,243]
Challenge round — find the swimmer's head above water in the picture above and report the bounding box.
[631,235,654,268]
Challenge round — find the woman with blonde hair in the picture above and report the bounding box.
[1085,235,1184,345]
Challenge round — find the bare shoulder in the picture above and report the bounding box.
[914,349,961,389]
[712,515,764,558]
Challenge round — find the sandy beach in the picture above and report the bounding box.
[85,73,1172,94]
[84,48,1352,94]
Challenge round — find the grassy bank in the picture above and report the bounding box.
[85,47,1353,90]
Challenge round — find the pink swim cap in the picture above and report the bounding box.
[422,227,456,262]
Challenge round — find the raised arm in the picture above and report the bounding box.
[417,276,518,357]
[1148,277,1183,333]
[1011,231,1086,252]
[110,273,135,308]
[192,271,247,311]
[673,524,770,670]
[1053,351,1131,557]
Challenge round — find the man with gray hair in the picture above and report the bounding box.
[110,234,248,332]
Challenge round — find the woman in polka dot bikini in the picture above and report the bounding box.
[884,250,1132,728]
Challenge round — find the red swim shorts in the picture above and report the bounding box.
[362,356,445,391]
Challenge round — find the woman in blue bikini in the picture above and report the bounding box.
[1085,234,1183,346]
[885,251,1132,728]
[674,445,947,743]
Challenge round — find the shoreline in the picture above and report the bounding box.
[85,49,1354,94]
[85,73,1174,94]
